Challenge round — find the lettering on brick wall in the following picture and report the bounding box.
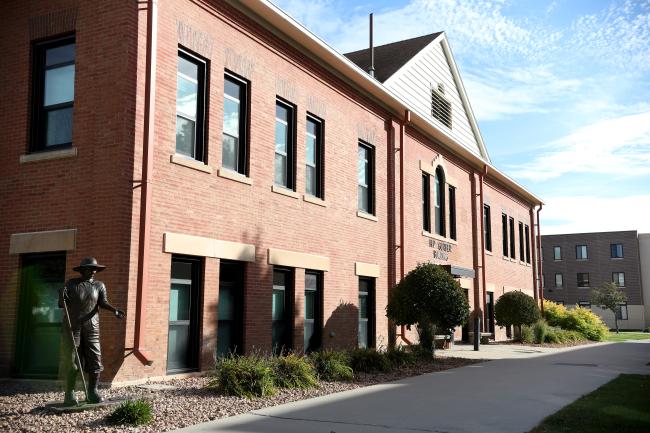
[276,78,298,101]
[29,8,78,40]
[224,48,254,78]
[357,125,377,144]
[428,238,453,261]
[307,96,327,118]
[177,20,213,57]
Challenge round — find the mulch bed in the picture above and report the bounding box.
[0,356,480,433]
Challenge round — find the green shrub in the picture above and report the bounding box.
[521,324,535,343]
[107,399,153,426]
[545,327,585,344]
[271,354,318,389]
[494,291,541,336]
[349,348,393,373]
[544,301,607,341]
[386,346,417,367]
[309,350,353,381]
[533,320,548,344]
[410,344,435,360]
[209,355,275,398]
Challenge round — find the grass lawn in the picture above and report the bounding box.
[529,374,650,433]
[606,332,650,342]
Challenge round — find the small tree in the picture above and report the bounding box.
[386,264,469,355]
[591,282,627,334]
[494,291,540,339]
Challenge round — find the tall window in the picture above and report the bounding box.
[518,222,525,262]
[509,217,516,259]
[358,277,375,348]
[435,166,446,236]
[502,213,508,257]
[305,116,324,198]
[448,185,457,240]
[612,272,625,287]
[555,273,563,288]
[176,49,206,161]
[272,268,293,354]
[358,142,374,214]
[611,243,624,258]
[304,271,322,353]
[31,36,76,152]
[577,273,590,288]
[553,246,562,260]
[576,245,588,260]
[483,205,492,252]
[275,100,296,189]
[524,224,531,264]
[222,73,248,175]
[422,174,431,232]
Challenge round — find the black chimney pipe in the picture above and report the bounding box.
[369,13,375,77]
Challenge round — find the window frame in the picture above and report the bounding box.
[576,245,588,260]
[357,140,375,215]
[305,114,324,199]
[30,35,76,153]
[509,217,516,259]
[358,277,375,349]
[422,173,431,232]
[524,224,531,264]
[612,272,625,287]
[555,273,563,289]
[616,302,628,320]
[578,301,591,309]
[274,98,297,190]
[448,185,457,240]
[518,222,525,262]
[304,270,323,353]
[483,205,492,252]
[222,71,249,175]
[501,213,508,257]
[553,246,562,261]
[577,272,590,288]
[272,267,294,355]
[175,47,208,162]
[610,243,624,259]
[434,166,446,237]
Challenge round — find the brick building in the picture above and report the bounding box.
[1,0,543,383]
[542,231,648,330]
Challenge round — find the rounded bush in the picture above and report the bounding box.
[494,291,541,329]
[107,399,153,426]
[210,355,276,398]
[349,348,393,373]
[272,354,319,389]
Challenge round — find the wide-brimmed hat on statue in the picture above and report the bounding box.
[73,257,107,272]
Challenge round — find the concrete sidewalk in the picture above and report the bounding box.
[170,342,650,433]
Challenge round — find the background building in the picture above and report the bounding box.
[542,231,648,330]
[1,0,542,383]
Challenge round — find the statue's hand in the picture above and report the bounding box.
[114,309,125,319]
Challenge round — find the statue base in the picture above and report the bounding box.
[45,396,133,413]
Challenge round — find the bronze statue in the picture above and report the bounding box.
[59,257,124,406]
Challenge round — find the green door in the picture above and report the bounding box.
[16,253,66,378]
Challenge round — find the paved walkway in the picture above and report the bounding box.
[171,341,650,433]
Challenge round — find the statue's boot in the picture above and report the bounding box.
[87,372,104,404]
[63,369,78,406]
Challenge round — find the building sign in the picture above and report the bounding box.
[428,238,453,261]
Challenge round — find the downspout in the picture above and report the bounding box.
[529,207,538,302]
[536,204,544,314]
[479,165,488,332]
[398,110,412,345]
[470,171,481,331]
[132,0,157,366]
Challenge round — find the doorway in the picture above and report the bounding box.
[217,261,244,357]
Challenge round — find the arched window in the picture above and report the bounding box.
[435,166,446,236]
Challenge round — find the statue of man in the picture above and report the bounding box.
[59,257,124,406]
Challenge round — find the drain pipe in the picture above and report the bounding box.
[470,170,481,349]
[536,204,544,314]
[398,110,412,345]
[131,0,157,366]
[529,207,538,302]
[479,165,488,332]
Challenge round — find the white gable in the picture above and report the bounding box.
[384,34,490,162]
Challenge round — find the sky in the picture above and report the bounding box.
[272,0,650,235]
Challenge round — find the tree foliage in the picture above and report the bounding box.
[386,264,469,352]
[494,291,540,334]
[591,282,627,333]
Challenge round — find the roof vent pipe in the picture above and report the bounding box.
[368,13,375,77]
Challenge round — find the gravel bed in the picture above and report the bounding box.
[0,357,480,433]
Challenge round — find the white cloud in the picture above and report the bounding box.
[509,111,650,181]
[541,194,650,235]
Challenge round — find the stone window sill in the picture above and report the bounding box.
[218,168,252,185]
[170,154,213,173]
[20,147,77,163]
[357,211,378,222]
[303,195,327,207]
[272,184,299,199]
[422,230,458,245]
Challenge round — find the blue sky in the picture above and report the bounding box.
[273,0,650,235]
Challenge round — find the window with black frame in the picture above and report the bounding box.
[176,49,207,161]
[304,271,322,353]
[272,268,293,354]
[305,116,324,199]
[31,36,76,152]
[358,142,374,214]
[448,185,457,240]
[577,272,590,288]
[275,100,296,189]
[222,73,248,175]
[434,166,446,236]
[358,277,375,348]
[422,173,431,232]
[484,205,492,252]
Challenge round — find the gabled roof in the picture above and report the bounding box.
[344,33,441,83]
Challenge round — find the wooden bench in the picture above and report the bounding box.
[434,334,452,349]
